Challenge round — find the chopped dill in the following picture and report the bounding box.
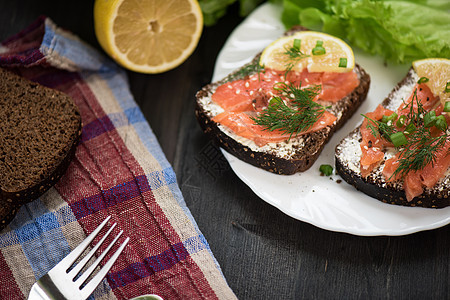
[251,83,326,140]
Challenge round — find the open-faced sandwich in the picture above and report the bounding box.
[196,27,370,174]
[336,58,450,208]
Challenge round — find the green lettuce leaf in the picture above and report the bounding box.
[199,0,237,26]
[281,0,450,63]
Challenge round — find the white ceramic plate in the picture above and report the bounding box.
[212,3,450,236]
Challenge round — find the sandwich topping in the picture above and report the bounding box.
[360,58,450,201]
[210,31,360,147]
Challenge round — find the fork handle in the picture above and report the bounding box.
[28,274,65,300]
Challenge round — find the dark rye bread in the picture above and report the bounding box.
[195,29,370,175]
[335,68,450,208]
[0,68,82,230]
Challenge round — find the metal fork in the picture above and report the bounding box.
[28,216,129,300]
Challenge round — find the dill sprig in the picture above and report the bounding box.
[392,91,449,178]
[251,83,326,140]
[224,39,309,83]
[282,39,310,74]
[394,132,447,178]
[361,115,397,142]
[362,88,449,179]
[224,60,264,82]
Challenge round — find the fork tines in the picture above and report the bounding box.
[49,216,129,298]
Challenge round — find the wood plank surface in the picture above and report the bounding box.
[0,1,448,299]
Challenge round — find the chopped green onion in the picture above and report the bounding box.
[418,77,429,84]
[424,110,436,127]
[319,164,333,176]
[381,112,398,124]
[339,58,347,68]
[444,101,450,112]
[390,132,408,147]
[445,82,450,93]
[273,82,285,91]
[268,97,283,106]
[404,123,417,134]
[293,39,301,50]
[312,40,326,55]
[396,115,407,127]
[435,115,448,131]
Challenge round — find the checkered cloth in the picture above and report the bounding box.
[0,16,236,300]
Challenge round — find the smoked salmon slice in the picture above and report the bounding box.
[397,83,438,115]
[211,68,358,146]
[320,71,360,102]
[213,110,336,147]
[212,70,285,112]
[382,154,401,182]
[287,69,360,102]
[359,104,394,176]
[382,133,450,201]
[403,171,424,202]
[418,139,450,189]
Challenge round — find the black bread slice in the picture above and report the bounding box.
[0,68,82,230]
[335,68,450,208]
[195,29,370,175]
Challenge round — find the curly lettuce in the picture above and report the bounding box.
[280,0,450,64]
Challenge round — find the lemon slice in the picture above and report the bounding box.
[94,0,203,73]
[412,58,450,105]
[260,31,355,73]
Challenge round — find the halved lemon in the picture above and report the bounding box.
[412,58,450,104]
[260,31,355,73]
[94,0,203,73]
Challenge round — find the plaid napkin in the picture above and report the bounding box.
[0,16,236,300]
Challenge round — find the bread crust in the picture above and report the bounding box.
[195,30,370,175]
[0,68,82,230]
[335,69,450,208]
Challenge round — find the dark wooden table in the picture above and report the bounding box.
[1,1,448,299]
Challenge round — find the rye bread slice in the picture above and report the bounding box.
[0,68,82,230]
[195,29,370,175]
[335,68,450,208]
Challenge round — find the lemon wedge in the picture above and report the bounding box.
[260,31,355,73]
[94,0,203,74]
[412,58,450,105]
